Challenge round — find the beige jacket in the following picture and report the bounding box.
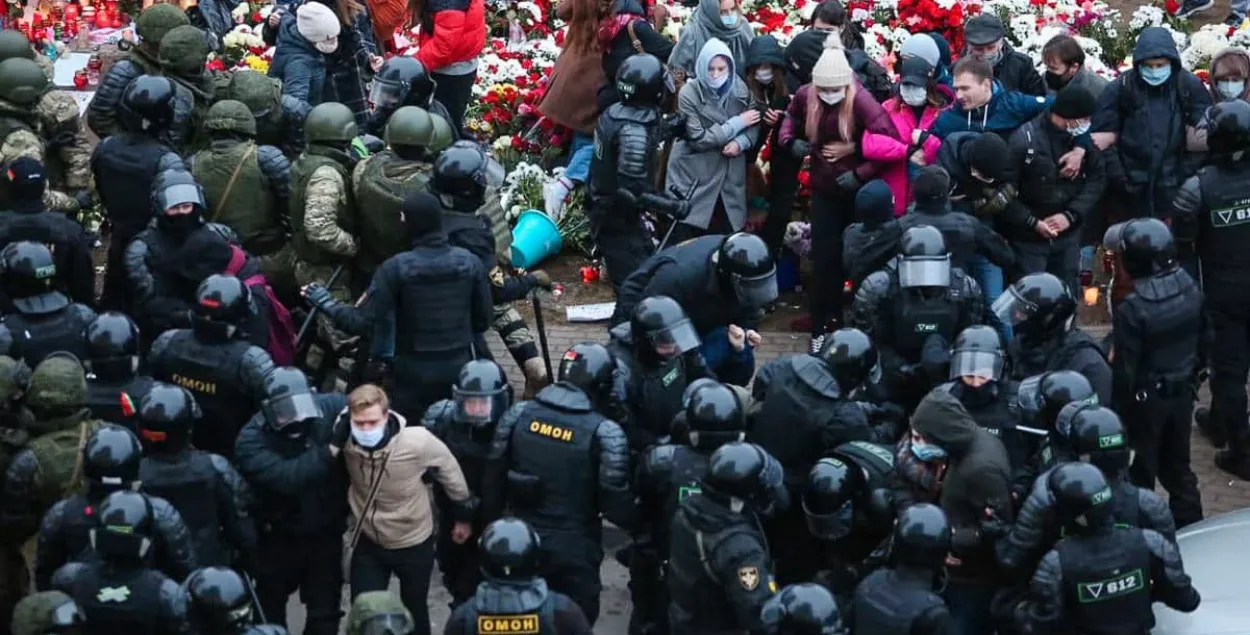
[343,411,471,550]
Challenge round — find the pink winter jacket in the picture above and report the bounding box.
[861,95,946,216]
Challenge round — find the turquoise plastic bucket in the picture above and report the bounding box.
[511,209,563,269]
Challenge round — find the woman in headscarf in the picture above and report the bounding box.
[668,0,754,76]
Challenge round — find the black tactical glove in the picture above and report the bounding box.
[920,335,951,382]
[790,139,812,159]
[363,358,393,387]
[329,414,351,452]
[661,113,686,141]
[836,171,862,192]
[869,402,906,423]
[72,190,93,211]
[303,283,337,312]
[973,183,1018,218]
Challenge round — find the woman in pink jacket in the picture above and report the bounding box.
[861,56,951,216]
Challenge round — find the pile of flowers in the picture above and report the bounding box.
[207,2,275,72]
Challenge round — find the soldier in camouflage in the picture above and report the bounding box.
[346,592,413,635]
[10,591,84,635]
[0,58,83,215]
[0,31,92,208]
[226,70,311,158]
[0,356,30,635]
[158,24,224,153]
[188,100,297,304]
[87,3,189,138]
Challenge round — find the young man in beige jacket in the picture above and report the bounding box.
[331,384,476,635]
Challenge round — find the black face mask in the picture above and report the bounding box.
[958,380,999,405]
[1045,70,1072,91]
[157,211,203,237]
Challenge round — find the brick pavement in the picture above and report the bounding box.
[485,318,1250,517]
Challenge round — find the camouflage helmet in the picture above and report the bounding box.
[205,99,257,136]
[305,102,358,144]
[0,355,30,404]
[385,106,436,150]
[428,114,454,153]
[0,57,47,106]
[136,3,191,48]
[226,70,281,118]
[0,30,34,62]
[26,354,88,413]
[158,25,211,76]
[12,591,83,635]
[346,592,413,635]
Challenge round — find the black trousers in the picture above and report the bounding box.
[761,149,801,253]
[392,344,485,421]
[1126,394,1204,528]
[1209,298,1250,450]
[350,535,436,635]
[592,213,654,294]
[433,71,477,135]
[809,189,854,336]
[763,496,823,585]
[537,531,602,625]
[252,532,343,635]
[436,521,482,609]
[626,541,668,635]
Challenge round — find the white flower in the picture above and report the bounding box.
[1129,5,1166,31]
[492,135,515,152]
[516,1,544,23]
[231,3,249,17]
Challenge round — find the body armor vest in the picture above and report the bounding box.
[150,331,254,457]
[192,141,282,255]
[1057,528,1153,635]
[140,451,224,565]
[290,149,357,266]
[28,418,99,516]
[3,309,89,367]
[73,564,165,635]
[354,151,432,274]
[852,568,946,635]
[507,400,601,534]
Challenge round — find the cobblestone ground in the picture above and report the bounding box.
[286,321,1250,635]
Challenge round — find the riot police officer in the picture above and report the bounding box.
[86,4,189,138]
[83,312,154,429]
[0,241,96,366]
[185,567,256,635]
[999,404,1176,578]
[606,295,711,451]
[613,232,778,386]
[933,325,1026,468]
[752,327,895,585]
[233,367,347,635]
[851,225,986,411]
[667,441,785,635]
[588,54,686,290]
[137,383,257,569]
[1014,463,1199,634]
[803,441,897,602]
[994,272,1112,404]
[0,157,95,307]
[225,70,310,158]
[847,503,954,635]
[759,583,846,635]
[1174,100,1250,465]
[10,590,85,635]
[35,423,198,589]
[491,343,634,624]
[92,75,186,313]
[420,359,513,607]
[443,518,591,635]
[631,380,747,635]
[1011,370,1098,498]
[147,274,276,458]
[50,490,190,634]
[365,57,456,137]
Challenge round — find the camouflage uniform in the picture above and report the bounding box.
[11,591,81,635]
[86,4,188,138]
[0,58,81,214]
[158,25,230,153]
[226,70,311,158]
[10,45,93,199]
[346,592,413,635]
[0,356,31,635]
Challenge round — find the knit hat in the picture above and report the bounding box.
[968,133,1009,181]
[913,166,951,204]
[403,190,444,240]
[296,2,340,54]
[1051,85,1096,119]
[811,33,853,88]
[6,156,44,203]
[854,179,895,224]
[900,34,940,68]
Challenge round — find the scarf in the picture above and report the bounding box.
[894,437,946,501]
[668,0,752,74]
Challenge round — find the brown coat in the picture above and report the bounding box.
[536,0,605,134]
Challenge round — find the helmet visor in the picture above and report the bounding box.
[803,498,854,541]
[47,599,86,635]
[481,156,506,190]
[452,386,507,426]
[949,350,1003,381]
[991,286,1039,327]
[1015,374,1044,421]
[1101,221,1128,253]
[263,392,321,429]
[898,256,951,288]
[358,614,417,635]
[157,184,203,211]
[733,269,779,308]
[369,79,409,111]
[647,318,701,360]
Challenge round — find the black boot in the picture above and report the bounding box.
[1215,439,1250,480]
[1196,406,1227,449]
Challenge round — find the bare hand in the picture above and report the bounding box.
[763,109,782,126]
[1034,221,1057,238]
[369,55,385,72]
[740,109,762,126]
[727,324,746,352]
[1044,213,1072,234]
[1058,147,1085,178]
[909,149,927,166]
[723,141,742,157]
[823,141,856,161]
[746,329,762,347]
[268,9,282,26]
[451,521,473,544]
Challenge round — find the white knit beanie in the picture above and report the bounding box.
[811,33,853,88]
[297,3,341,45]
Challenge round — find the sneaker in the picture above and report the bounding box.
[809,333,826,355]
[1177,0,1214,18]
[1227,11,1246,26]
[543,177,573,221]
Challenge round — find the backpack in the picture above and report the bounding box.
[848,49,895,105]
[225,247,298,365]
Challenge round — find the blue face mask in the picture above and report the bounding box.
[911,441,948,462]
[722,14,737,26]
[1139,64,1172,86]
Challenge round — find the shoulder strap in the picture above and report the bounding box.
[211,144,258,222]
[626,20,645,54]
[347,447,395,550]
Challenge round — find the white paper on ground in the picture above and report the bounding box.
[52,52,91,88]
[566,302,616,322]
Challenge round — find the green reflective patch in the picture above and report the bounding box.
[1098,433,1125,449]
[1211,204,1250,228]
[678,485,701,502]
[1090,487,1112,506]
[1076,568,1145,603]
[914,323,938,333]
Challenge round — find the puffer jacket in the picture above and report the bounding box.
[413,0,487,73]
[861,89,951,216]
[778,81,899,196]
[932,80,1051,140]
[87,46,160,138]
[269,12,328,105]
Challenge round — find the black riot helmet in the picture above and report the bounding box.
[898,225,951,289]
[803,457,867,541]
[119,75,176,134]
[702,442,789,518]
[892,502,951,571]
[261,367,320,440]
[369,56,437,113]
[992,273,1076,346]
[152,169,207,237]
[557,343,617,403]
[478,517,541,581]
[83,312,142,380]
[630,295,701,367]
[759,583,843,635]
[90,489,154,562]
[1,241,67,315]
[616,53,668,107]
[682,381,747,449]
[714,233,778,309]
[193,274,252,339]
[1057,403,1129,476]
[1016,370,1096,431]
[818,328,881,394]
[136,382,200,453]
[1103,218,1176,279]
[82,424,143,493]
[948,325,1005,382]
[185,567,254,635]
[431,141,505,212]
[1208,98,1250,156]
[452,360,512,431]
[1048,461,1114,536]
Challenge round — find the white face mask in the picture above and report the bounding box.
[818,89,845,105]
[315,37,339,54]
[1067,120,1091,136]
[755,68,774,84]
[1219,80,1245,100]
[707,73,729,89]
[351,425,385,448]
[900,85,928,107]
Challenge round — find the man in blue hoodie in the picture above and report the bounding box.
[932,57,1050,140]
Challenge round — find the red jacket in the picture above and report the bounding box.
[779,82,899,197]
[415,0,486,71]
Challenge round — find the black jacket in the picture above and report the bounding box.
[1002,112,1107,242]
[124,222,238,340]
[937,131,1018,221]
[856,200,1016,275]
[0,204,96,308]
[233,392,349,538]
[442,210,541,303]
[992,45,1046,97]
[598,0,674,109]
[784,28,892,103]
[1111,267,1207,407]
[1010,328,1113,406]
[86,47,158,138]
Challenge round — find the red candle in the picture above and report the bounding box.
[64,3,79,20]
[32,13,43,27]
[73,69,87,89]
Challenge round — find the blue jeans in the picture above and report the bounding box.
[565,132,594,184]
[968,254,1010,341]
[700,326,755,387]
[944,580,996,635]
